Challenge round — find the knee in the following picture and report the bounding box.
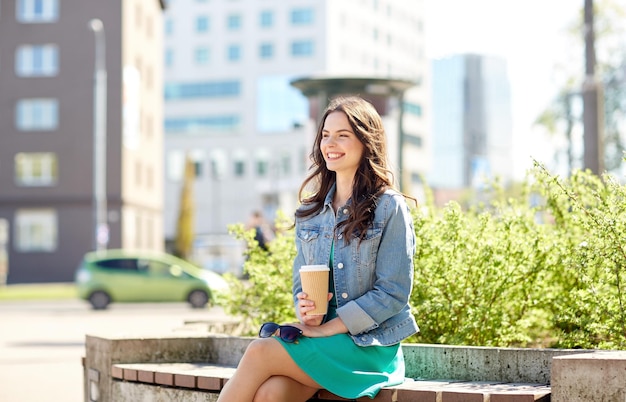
[240,338,276,364]
[252,377,282,402]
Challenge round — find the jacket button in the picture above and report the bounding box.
[342,208,349,214]
[341,293,348,299]
[337,234,343,240]
[337,263,344,269]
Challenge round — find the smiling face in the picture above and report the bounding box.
[320,111,365,179]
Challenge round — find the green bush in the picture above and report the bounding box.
[221,212,298,332]
[221,163,626,349]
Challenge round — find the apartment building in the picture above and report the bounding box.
[0,0,165,283]
[162,0,430,269]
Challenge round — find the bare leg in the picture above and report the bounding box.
[254,376,319,402]
[217,338,320,402]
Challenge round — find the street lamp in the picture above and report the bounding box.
[89,19,108,251]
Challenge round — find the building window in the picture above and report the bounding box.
[164,80,240,100]
[255,150,270,177]
[15,44,58,76]
[15,152,58,186]
[233,160,245,177]
[259,43,273,60]
[227,14,241,30]
[227,44,241,62]
[210,150,227,180]
[15,98,58,131]
[164,115,240,134]
[280,152,291,176]
[290,40,314,57]
[196,15,209,33]
[404,134,423,147]
[259,10,273,28]
[290,8,314,25]
[15,209,57,252]
[403,102,423,117]
[167,150,205,181]
[165,48,174,68]
[16,0,58,23]
[256,159,268,177]
[194,47,210,65]
[164,18,173,36]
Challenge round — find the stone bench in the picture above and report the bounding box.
[83,329,621,402]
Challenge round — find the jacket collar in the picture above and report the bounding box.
[323,183,336,211]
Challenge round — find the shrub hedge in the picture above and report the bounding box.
[222,162,626,349]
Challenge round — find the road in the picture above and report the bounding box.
[0,300,232,402]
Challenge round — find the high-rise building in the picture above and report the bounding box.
[430,54,513,202]
[163,0,430,268]
[0,0,165,283]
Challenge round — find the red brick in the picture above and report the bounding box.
[155,372,174,386]
[197,376,222,390]
[137,369,154,383]
[123,368,137,381]
[441,391,485,402]
[397,389,438,402]
[175,373,196,388]
[110,365,123,379]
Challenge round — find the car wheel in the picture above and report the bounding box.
[88,291,111,310]
[188,289,209,308]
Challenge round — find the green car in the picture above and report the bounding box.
[75,249,229,310]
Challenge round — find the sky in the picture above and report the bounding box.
[423,0,581,179]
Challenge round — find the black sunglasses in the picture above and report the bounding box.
[258,322,303,343]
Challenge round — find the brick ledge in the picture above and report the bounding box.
[111,362,551,402]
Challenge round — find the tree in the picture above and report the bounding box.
[173,154,195,260]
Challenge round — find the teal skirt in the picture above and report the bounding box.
[277,334,405,399]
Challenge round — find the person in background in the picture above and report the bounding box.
[217,96,419,402]
[246,210,273,251]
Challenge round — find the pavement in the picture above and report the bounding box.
[0,300,231,402]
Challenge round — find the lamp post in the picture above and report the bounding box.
[582,0,604,175]
[89,19,108,251]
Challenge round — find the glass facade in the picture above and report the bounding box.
[256,75,307,133]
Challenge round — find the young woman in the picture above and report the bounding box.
[217,96,419,402]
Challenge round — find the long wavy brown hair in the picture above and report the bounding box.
[296,96,403,242]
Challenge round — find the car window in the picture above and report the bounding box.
[96,258,139,271]
[142,259,171,276]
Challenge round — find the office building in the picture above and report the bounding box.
[162,0,430,269]
[0,0,165,283]
[430,54,513,202]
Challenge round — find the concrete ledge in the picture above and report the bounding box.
[402,343,588,384]
[551,350,626,402]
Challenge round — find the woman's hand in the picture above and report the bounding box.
[290,316,349,338]
[296,292,333,327]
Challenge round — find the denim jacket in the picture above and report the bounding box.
[292,184,419,346]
